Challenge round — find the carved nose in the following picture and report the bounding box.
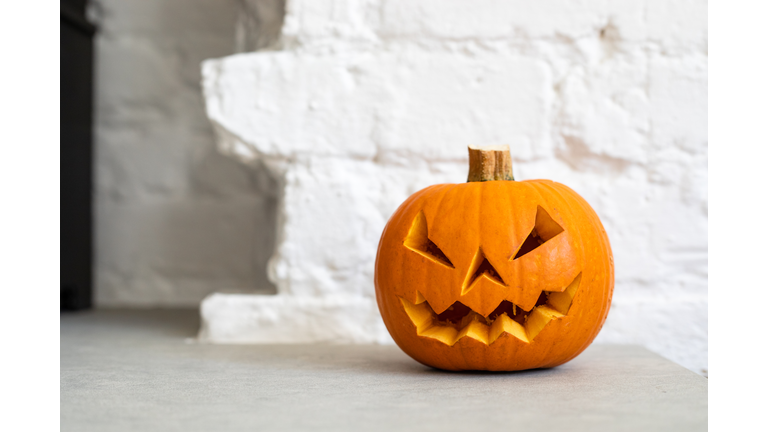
[461,247,506,295]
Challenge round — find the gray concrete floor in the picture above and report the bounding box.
[61,310,707,432]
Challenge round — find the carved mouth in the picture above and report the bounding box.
[400,273,581,346]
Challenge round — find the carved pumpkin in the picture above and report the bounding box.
[374,146,613,371]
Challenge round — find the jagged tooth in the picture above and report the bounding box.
[457,310,479,329]
[489,317,505,344]
[511,295,538,315]
[547,273,582,315]
[489,313,529,344]
[426,297,455,316]
[400,297,434,332]
[525,306,564,340]
[419,325,459,346]
[402,296,462,346]
[456,319,490,345]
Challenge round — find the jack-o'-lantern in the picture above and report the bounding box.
[374,146,613,371]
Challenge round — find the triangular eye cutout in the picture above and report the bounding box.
[404,211,454,268]
[462,247,506,295]
[513,206,564,260]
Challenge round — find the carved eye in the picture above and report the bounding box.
[404,211,454,268]
[513,206,564,260]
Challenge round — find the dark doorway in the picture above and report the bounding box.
[61,0,95,310]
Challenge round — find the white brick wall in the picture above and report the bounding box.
[92,0,281,306]
[92,0,706,374]
[201,0,707,374]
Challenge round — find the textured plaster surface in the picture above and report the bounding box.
[91,0,283,306]
[199,0,707,375]
[61,310,707,432]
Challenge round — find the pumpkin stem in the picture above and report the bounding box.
[467,145,515,182]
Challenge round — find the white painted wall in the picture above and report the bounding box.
[91,0,706,374]
[200,0,707,375]
[91,0,284,306]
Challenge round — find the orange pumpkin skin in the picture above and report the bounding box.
[374,180,614,371]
